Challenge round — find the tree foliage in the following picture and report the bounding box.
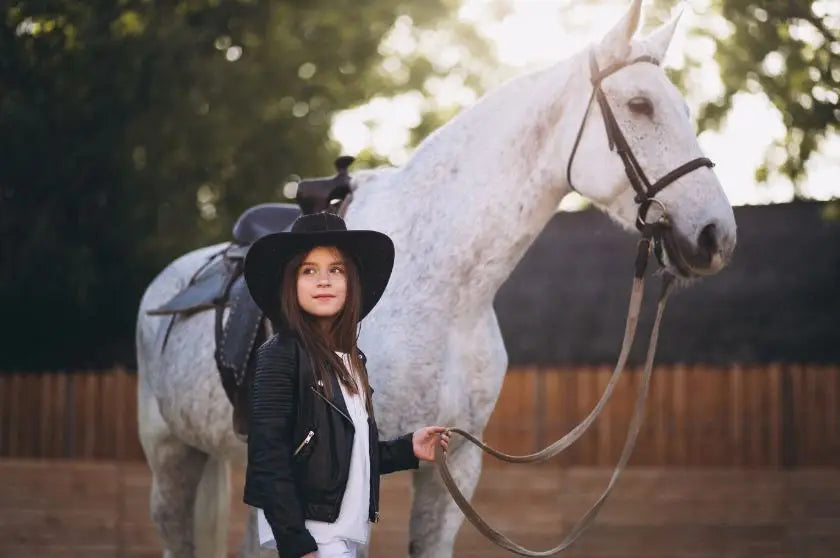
[650,0,838,188]
[0,0,491,369]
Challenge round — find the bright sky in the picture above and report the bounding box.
[330,0,839,206]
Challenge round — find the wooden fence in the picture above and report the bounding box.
[481,364,839,468]
[1,365,838,467]
[0,368,143,460]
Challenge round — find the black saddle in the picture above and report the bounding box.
[233,203,304,245]
[146,156,355,437]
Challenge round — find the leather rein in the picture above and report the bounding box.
[433,49,715,556]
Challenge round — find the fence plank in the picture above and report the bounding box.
[125,371,143,460]
[557,367,580,466]
[632,368,654,466]
[100,372,115,459]
[792,364,805,466]
[767,364,782,468]
[730,365,744,467]
[828,366,840,465]
[540,366,565,466]
[54,373,67,458]
[671,365,688,466]
[751,366,763,467]
[0,374,7,456]
[595,365,613,466]
[18,374,31,457]
[72,373,85,458]
[8,373,22,457]
[613,365,629,466]
[30,373,42,457]
[114,369,126,460]
[38,373,51,457]
[793,364,808,465]
[651,366,669,466]
[24,373,36,456]
[582,366,601,465]
[0,374,7,457]
[781,364,797,468]
[803,365,821,466]
[86,372,98,459]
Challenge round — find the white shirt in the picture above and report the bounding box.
[258,351,371,548]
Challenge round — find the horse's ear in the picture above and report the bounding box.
[596,0,642,65]
[644,9,683,63]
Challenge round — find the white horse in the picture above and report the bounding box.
[135,1,737,556]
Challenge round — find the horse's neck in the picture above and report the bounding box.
[392,56,581,306]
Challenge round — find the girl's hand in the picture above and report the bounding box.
[412,426,451,462]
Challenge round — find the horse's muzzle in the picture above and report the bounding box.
[661,221,735,278]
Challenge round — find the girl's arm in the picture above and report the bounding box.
[378,427,451,473]
[243,338,317,558]
[378,433,420,474]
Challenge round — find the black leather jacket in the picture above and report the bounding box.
[242,333,419,558]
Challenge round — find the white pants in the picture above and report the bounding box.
[315,539,361,558]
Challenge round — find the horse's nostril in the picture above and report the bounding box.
[697,223,718,259]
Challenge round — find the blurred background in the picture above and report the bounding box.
[0,0,838,556]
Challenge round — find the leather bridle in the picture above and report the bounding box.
[567,49,714,270]
[433,49,719,556]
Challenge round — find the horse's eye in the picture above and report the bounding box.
[628,96,654,117]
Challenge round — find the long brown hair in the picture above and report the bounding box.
[276,245,372,411]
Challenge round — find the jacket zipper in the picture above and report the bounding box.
[310,385,353,425]
[293,430,315,456]
[310,384,375,521]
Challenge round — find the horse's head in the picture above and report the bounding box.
[563,0,736,279]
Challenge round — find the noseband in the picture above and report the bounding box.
[566,49,714,269]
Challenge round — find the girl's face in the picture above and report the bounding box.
[296,246,347,321]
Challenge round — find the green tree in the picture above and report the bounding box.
[649,0,838,190]
[0,1,492,369]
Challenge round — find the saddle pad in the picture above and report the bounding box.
[146,257,230,316]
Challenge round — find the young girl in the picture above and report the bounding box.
[242,211,450,558]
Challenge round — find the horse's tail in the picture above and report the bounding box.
[194,456,231,558]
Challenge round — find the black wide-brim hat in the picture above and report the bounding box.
[244,212,395,326]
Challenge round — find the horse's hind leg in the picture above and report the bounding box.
[146,434,209,558]
[408,441,483,558]
[139,374,208,558]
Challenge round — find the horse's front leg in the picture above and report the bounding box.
[407,440,483,558]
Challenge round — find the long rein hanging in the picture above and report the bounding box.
[433,48,714,556]
[435,240,673,557]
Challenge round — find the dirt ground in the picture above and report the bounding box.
[1,459,838,557]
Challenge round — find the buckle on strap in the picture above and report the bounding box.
[636,198,669,233]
